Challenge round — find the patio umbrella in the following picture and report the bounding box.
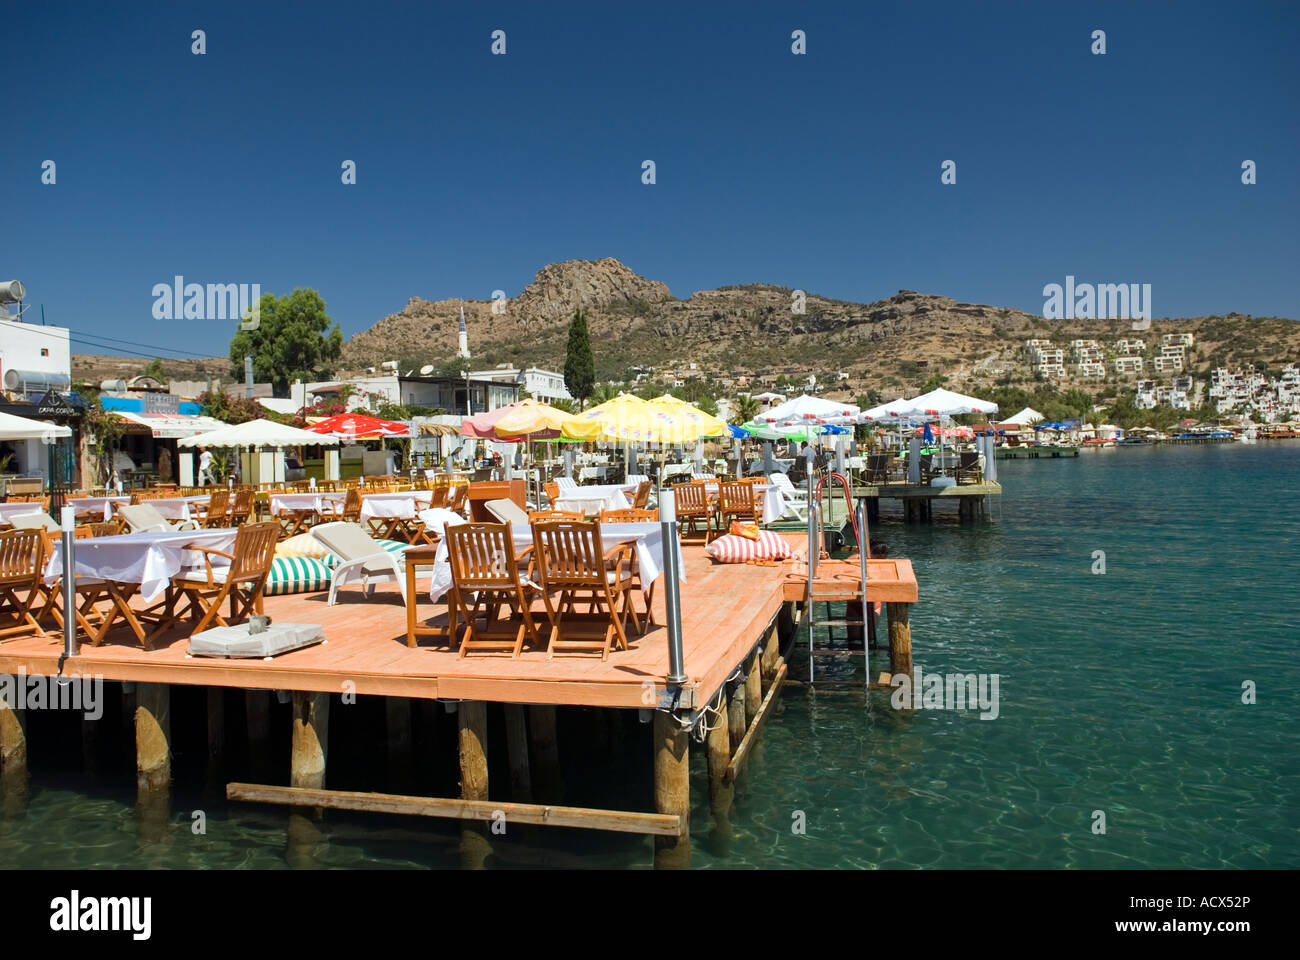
[491,399,579,440]
[179,418,339,448]
[305,412,410,440]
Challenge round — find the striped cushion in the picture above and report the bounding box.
[265,556,333,595]
[277,533,333,562]
[705,530,793,563]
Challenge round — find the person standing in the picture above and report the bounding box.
[198,446,214,486]
[157,446,172,484]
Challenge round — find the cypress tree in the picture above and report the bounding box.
[563,307,595,408]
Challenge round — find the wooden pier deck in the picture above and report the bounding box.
[0,538,915,711]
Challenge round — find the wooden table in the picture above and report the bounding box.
[404,543,458,649]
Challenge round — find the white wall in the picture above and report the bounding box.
[0,319,71,394]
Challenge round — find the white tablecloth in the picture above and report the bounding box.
[142,495,210,522]
[755,484,786,522]
[43,528,240,603]
[578,465,611,482]
[425,521,684,603]
[360,490,433,520]
[0,503,51,526]
[555,489,632,516]
[269,493,345,516]
[68,496,130,520]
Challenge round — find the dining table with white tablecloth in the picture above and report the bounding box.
[554,483,633,517]
[425,520,684,603]
[359,490,433,520]
[268,492,346,517]
[66,496,130,521]
[136,495,212,522]
[0,502,54,526]
[43,528,240,603]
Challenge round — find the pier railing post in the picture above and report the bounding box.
[59,506,78,663]
[659,490,687,686]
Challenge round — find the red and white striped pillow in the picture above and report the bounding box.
[705,530,793,563]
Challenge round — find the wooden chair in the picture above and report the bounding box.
[670,481,712,539]
[444,522,543,658]
[0,529,45,642]
[954,451,982,485]
[229,488,254,525]
[171,521,279,635]
[865,454,892,484]
[447,482,469,515]
[75,521,123,539]
[530,519,634,660]
[543,481,561,506]
[427,485,450,510]
[597,510,659,631]
[714,480,758,539]
[201,489,231,528]
[631,480,652,510]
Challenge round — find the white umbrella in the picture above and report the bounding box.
[177,418,339,448]
[892,389,999,480]
[759,394,861,426]
[0,410,72,442]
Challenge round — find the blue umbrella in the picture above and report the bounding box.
[726,424,748,438]
[921,422,934,444]
[819,424,848,435]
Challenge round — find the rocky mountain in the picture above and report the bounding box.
[341,258,1300,396]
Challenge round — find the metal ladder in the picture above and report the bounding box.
[804,470,873,687]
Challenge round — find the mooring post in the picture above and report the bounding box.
[458,700,491,869]
[887,602,913,677]
[503,703,532,802]
[705,689,733,822]
[528,704,563,803]
[653,709,691,870]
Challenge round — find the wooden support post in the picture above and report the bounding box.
[458,700,490,869]
[385,697,412,786]
[290,692,329,790]
[887,602,912,678]
[653,709,690,870]
[528,704,563,803]
[0,688,27,779]
[760,624,781,692]
[245,689,271,777]
[727,678,746,755]
[504,704,533,803]
[207,687,225,766]
[705,690,733,825]
[135,683,170,795]
[744,653,762,727]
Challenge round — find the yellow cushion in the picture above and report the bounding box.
[275,533,333,561]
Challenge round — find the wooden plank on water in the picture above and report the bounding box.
[225,782,683,836]
[725,659,787,783]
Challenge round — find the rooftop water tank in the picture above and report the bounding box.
[0,280,25,303]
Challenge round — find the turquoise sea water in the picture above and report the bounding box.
[2,443,1297,869]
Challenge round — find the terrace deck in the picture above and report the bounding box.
[0,538,917,711]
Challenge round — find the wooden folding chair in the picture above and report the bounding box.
[670,481,712,539]
[201,489,231,528]
[0,529,45,642]
[599,508,658,522]
[543,481,561,507]
[529,509,584,522]
[631,480,652,510]
[714,480,758,539]
[170,521,279,635]
[444,522,544,658]
[427,485,450,510]
[447,482,469,515]
[229,488,254,525]
[530,519,634,660]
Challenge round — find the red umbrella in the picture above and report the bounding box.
[305,412,410,439]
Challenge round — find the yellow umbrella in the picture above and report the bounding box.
[645,394,728,441]
[492,399,579,439]
[562,393,654,442]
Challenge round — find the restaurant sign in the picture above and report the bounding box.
[142,392,181,415]
[35,391,82,418]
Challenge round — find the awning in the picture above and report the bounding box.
[0,410,72,441]
[114,411,230,439]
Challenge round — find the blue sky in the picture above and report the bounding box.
[4,0,1297,362]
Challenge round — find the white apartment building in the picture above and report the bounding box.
[469,366,572,404]
[0,317,72,398]
[1114,338,1146,355]
[1074,362,1106,379]
[1161,333,1195,349]
[1114,356,1144,375]
[1153,355,1184,374]
[1136,379,1158,409]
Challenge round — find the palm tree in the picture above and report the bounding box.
[731,393,760,426]
[590,382,619,406]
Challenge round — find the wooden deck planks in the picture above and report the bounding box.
[0,540,917,709]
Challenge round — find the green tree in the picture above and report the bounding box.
[141,357,168,383]
[563,307,595,408]
[732,393,761,425]
[228,288,343,395]
[198,388,277,425]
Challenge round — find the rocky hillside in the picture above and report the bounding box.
[342,258,1300,396]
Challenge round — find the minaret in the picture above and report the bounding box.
[457,305,470,359]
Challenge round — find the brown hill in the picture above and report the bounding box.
[342,258,1300,396]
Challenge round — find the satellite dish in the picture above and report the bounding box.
[420,364,434,375]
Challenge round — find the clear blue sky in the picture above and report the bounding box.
[4,0,1297,362]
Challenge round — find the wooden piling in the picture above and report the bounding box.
[727,678,747,754]
[528,704,563,803]
[207,687,225,767]
[653,709,691,870]
[705,691,733,820]
[290,691,329,790]
[503,703,533,802]
[457,700,491,869]
[744,654,762,727]
[759,625,781,692]
[385,697,412,784]
[0,690,26,778]
[134,683,170,795]
[887,602,912,677]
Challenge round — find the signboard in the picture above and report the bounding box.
[143,391,181,415]
[34,391,81,418]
